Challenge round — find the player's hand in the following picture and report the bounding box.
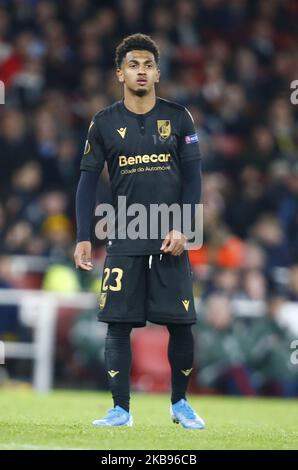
[74,241,94,271]
[160,230,187,256]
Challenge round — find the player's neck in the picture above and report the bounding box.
[123,90,156,115]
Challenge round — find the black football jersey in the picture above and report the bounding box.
[80,97,201,255]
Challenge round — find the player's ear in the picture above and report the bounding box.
[155,68,160,83]
[117,68,124,83]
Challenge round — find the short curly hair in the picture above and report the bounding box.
[115,33,160,68]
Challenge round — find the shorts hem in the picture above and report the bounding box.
[97,316,146,327]
[148,315,197,325]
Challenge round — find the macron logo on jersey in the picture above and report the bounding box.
[185,133,199,144]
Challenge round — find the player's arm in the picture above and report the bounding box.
[74,171,98,270]
[161,108,202,256]
[74,118,105,271]
[161,160,202,256]
[181,158,202,229]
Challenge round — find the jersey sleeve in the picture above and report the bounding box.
[80,118,105,172]
[179,108,201,162]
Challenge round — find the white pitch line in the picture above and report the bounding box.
[0,442,88,450]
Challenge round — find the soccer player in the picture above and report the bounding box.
[74,34,205,429]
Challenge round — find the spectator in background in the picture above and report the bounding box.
[195,293,255,396]
[279,166,298,260]
[0,257,23,342]
[248,294,298,397]
[251,214,290,279]
[0,109,36,194]
[287,264,298,302]
[232,269,267,319]
[224,166,265,239]
[202,267,239,300]
[243,126,279,174]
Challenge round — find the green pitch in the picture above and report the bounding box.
[0,389,297,450]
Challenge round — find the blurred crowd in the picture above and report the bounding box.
[0,0,298,395]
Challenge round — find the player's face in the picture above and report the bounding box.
[117,50,160,96]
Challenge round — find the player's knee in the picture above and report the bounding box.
[107,322,133,340]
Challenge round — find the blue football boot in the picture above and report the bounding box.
[171,399,205,429]
[92,405,133,427]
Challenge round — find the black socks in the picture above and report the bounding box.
[105,323,133,412]
[167,324,194,405]
[104,322,194,411]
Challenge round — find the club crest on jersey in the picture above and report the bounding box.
[157,120,171,139]
[99,292,107,309]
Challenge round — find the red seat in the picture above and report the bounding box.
[131,326,171,393]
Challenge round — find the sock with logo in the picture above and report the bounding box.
[105,323,133,413]
[167,324,194,405]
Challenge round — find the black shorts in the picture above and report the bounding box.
[98,252,196,327]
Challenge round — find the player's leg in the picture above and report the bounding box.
[105,323,133,413]
[167,323,194,405]
[93,255,146,427]
[167,323,205,429]
[147,252,205,429]
[93,322,134,427]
